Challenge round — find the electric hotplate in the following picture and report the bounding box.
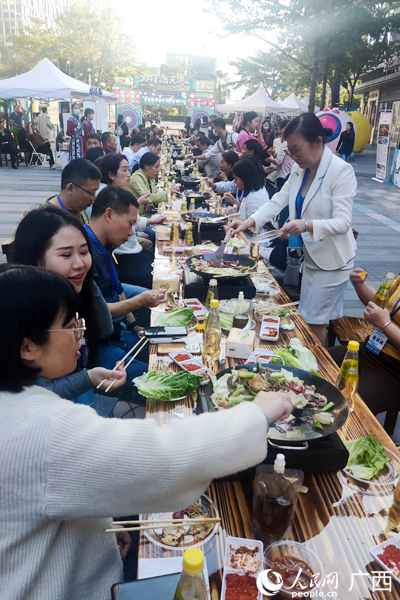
[182,269,256,302]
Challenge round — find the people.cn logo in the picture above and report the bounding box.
[257,569,285,596]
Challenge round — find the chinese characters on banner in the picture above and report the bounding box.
[376,110,393,181]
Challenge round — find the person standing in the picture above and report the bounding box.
[34,107,53,140]
[81,108,95,154]
[9,103,26,129]
[336,122,355,162]
[0,122,18,169]
[67,103,84,160]
[192,118,238,163]
[229,113,357,344]
[236,111,263,154]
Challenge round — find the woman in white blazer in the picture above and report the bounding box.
[230,113,357,343]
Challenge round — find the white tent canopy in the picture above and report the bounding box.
[0,58,116,102]
[278,93,307,115]
[216,87,288,114]
[300,96,320,114]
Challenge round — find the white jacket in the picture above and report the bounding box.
[251,146,357,270]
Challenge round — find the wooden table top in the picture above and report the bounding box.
[138,235,400,600]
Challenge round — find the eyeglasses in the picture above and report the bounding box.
[286,143,310,158]
[47,313,87,340]
[69,182,98,199]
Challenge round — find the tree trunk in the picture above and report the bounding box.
[348,83,355,110]
[320,52,330,110]
[308,38,321,113]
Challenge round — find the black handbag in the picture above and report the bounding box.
[283,247,304,287]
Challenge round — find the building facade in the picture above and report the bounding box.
[0,0,68,62]
[356,56,400,146]
[165,53,217,80]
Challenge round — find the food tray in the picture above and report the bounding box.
[251,275,281,297]
[169,350,213,385]
[221,537,263,600]
[260,316,280,341]
[183,298,207,320]
[370,534,400,585]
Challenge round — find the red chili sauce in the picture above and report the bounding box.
[225,573,258,600]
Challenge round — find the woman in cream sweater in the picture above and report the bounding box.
[0,265,291,600]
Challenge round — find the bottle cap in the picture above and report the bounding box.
[348,341,360,352]
[210,299,219,308]
[274,453,286,473]
[387,272,395,280]
[183,548,204,574]
[238,291,244,301]
[196,323,204,331]
[210,278,217,285]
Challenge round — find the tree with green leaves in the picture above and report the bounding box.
[1,1,153,90]
[207,0,400,112]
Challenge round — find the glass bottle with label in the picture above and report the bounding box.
[336,340,359,412]
[233,291,249,329]
[250,229,260,262]
[170,215,180,245]
[373,272,395,309]
[203,299,222,365]
[183,223,194,256]
[173,548,207,600]
[190,198,196,213]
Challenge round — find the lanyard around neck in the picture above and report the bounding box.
[57,194,68,212]
[84,224,120,295]
[295,169,309,219]
[391,297,400,319]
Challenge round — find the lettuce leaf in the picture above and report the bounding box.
[344,435,389,480]
[155,308,194,327]
[133,370,202,400]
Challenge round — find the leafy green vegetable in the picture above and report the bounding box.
[344,435,390,480]
[269,309,291,317]
[133,370,202,400]
[220,312,234,330]
[270,342,318,374]
[155,307,194,327]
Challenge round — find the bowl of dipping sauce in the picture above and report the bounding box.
[263,541,324,598]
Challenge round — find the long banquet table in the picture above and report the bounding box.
[137,235,400,600]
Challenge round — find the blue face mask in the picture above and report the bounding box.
[263,126,270,131]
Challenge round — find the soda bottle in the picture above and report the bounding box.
[205,278,218,308]
[336,340,359,412]
[203,299,222,365]
[373,273,395,309]
[173,548,207,600]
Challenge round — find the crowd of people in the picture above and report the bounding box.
[1,101,397,600]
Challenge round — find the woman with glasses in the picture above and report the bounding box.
[12,208,132,415]
[0,264,292,600]
[229,113,357,343]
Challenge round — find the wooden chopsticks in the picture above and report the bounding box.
[96,337,149,392]
[105,516,220,533]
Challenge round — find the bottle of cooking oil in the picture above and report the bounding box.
[250,229,260,262]
[203,299,222,364]
[373,273,395,309]
[336,340,359,412]
[205,278,218,308]
[183,223,194,255]
[173,548,207,600]
[170,215,179,245]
